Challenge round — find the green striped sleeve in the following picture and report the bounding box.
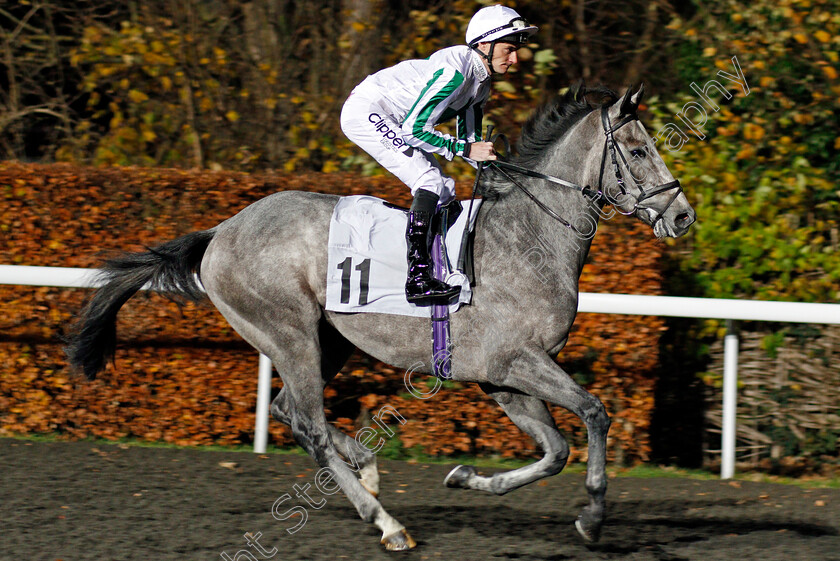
[402,68,468,159]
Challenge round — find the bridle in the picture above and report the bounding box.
[597,106,683,219]
[480,105,683,235]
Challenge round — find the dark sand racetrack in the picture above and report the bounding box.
[1,438,838,561]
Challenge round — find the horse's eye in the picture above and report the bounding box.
[630,148,646,159]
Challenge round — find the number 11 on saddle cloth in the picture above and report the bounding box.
[324,195,480,378]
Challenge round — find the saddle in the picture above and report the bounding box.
[325,195,481,379]
[325,195,481,318]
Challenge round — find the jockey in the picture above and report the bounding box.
[340,5,537,305]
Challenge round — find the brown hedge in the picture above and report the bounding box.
[0,162,665,463]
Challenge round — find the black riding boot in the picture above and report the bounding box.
[405,190,461,306]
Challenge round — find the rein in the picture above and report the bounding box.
[489,160,592,232]
[473,105,683,235]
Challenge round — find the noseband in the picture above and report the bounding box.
[486,104,683,232]
[598,106,683,223]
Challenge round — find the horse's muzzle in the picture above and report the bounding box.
[653,205,696,238]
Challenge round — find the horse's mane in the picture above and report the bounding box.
[480,83,618,199]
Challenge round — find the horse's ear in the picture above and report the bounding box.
[570,79,586,103]
[618,87,633,115]
[619,84,643,115]
[631,83,645,107]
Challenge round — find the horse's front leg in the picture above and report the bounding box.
[487,345,611,542]
[444,387,569,494]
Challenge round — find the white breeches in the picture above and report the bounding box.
[340,92,456,204]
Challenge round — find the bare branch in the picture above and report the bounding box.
[0,106,70,133]
[0,4,43,44]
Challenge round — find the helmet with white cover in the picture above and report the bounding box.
[465,5,538,46]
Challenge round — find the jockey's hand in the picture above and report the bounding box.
[467,141,497,162]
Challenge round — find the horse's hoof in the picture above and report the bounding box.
[381,528,417,551]
[443,464,476,489]
[575,514,602,543]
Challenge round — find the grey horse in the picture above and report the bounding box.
[66,84,695,551]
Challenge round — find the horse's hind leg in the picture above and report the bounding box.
[444,386,569,495]
[270,388,379,497]
[270,320,380,496]
[328,427,380,497]
[319,320,380,497]
[263,334,414,550]
[211,296,410,547]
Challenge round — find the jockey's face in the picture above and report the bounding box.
[477,41,519,74]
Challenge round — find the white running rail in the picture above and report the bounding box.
[2,264,839,476]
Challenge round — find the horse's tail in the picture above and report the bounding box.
[65,229,216,380]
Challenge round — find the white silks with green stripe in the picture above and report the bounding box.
[345,45,490,163]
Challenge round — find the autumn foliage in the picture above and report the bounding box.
[0,162,665,464]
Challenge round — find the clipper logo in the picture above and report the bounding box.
[369,113,407,152]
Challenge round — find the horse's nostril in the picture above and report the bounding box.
[675,212,695,226]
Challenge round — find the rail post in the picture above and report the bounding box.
[254,353,273,453]
[720,319,739,479]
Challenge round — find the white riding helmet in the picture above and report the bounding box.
[465,5,538,46]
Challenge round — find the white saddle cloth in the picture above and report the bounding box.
[326,195,481,317]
